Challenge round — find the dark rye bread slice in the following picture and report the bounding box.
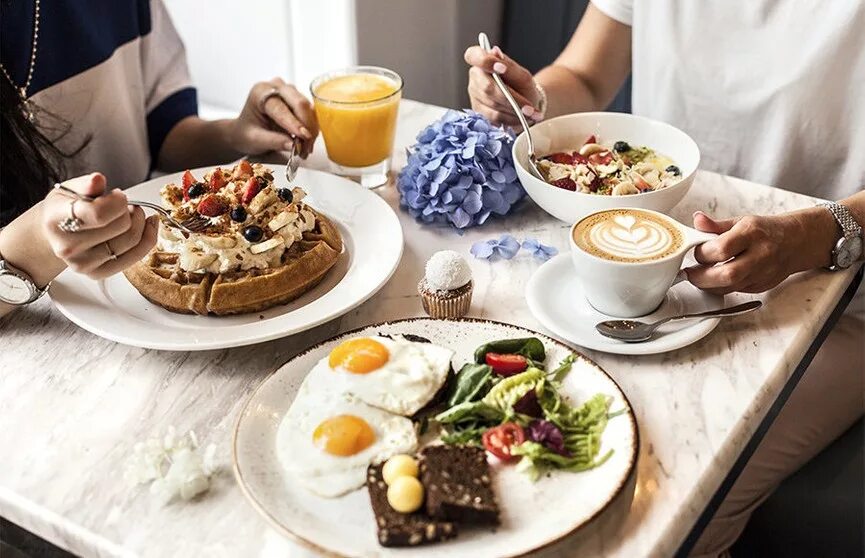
[367,463,457,547]
[420,445,500,525]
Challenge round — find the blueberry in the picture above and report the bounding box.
[665,165,681,176]
[242,225,264,242]
[188,182,206,198]
[613,141,631,153]
[230,206,247,223]
[277,188,294,203]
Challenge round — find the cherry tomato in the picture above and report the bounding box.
[485,353,528,376]
[482,422,526,462]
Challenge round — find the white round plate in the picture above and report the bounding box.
[526,254,724,355]
[233,318,638,558]
[49,166,403,351]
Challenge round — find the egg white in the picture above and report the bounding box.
[308,335,454,416]
[277,377,418,498]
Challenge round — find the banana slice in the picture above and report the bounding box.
[268,210,296,232]
[199,235,237,249]
[179,251,218,272]
[249,235,284,254]
[248,189,278,215]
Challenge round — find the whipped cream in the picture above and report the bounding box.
[424,250,472,291]
[158,207,316,273]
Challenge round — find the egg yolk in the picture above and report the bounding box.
[328,338,390,374]
[312,414,376,456]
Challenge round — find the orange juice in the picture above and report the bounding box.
[312,70,402,168]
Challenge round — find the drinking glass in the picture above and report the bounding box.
[311,66,403,188]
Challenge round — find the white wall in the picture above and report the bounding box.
[164,0,500,116]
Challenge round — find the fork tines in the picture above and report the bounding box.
[180,215,210,233]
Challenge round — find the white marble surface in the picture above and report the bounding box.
[0,100,861,558]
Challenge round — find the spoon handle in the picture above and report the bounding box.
[477,33,535,151]
[664,300,763,324]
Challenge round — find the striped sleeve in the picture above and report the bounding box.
[590,0,634,26]
[140,0,198,161]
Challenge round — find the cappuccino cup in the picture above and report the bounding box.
[569,208,716,318]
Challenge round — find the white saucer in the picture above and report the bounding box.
[526,254,724,355]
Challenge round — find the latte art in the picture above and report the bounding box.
[573,209,683,262]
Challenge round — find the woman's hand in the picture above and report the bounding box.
[464,45,542,127]
[686,209,836,294]
[230,77,319,159]
[41,173,158,280]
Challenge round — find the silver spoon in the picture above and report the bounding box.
[595,300,763,343]
[477,32,544,181]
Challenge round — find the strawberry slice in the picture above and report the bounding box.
[181,170,197,201]
[209,169,227,191]
[197,194,228,217]
[551,177,577,191]
[241,176,262,205]
[571,152,590,165]
[633,174,652,191]
[584,134,597,146]
[544,152,575,165]
[588,151,613,166]
[232,160,254,180]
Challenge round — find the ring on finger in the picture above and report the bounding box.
[103,241,117,261]
[57,198,84,233]
[258,87,282,113]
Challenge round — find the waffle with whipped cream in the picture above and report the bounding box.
[123,161,342,315]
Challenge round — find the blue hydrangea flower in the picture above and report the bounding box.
[397,110,525,229]
[521,237,559,261]
[470,234,521,260]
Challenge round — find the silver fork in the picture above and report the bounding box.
[53,183,209,234]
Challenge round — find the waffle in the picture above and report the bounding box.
[124,207,342,315]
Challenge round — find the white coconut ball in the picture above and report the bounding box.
[424,250,472,292]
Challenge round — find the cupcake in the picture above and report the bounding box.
[418,250,473,319]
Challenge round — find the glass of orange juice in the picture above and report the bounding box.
[311,66,403,188]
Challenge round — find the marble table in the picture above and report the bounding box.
[0,100,861,558]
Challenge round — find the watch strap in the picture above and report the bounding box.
[819,201,862,238]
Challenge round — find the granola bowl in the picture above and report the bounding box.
[513,112,700,223]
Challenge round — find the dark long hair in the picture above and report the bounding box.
[0,75,82,226]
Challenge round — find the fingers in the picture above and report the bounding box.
[46,188,129,232]
[104,207,147,257]
[70,215,158,279]
[62,172,108,198]
[693,211,739,234]
[464,45,537,96]
[685,256,753,295]
[45,211,132,259]
[467,67,537,127]
[260,78,318,158]
[693,213,748,264]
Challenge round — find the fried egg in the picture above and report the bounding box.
[308,335,454,416]
[277,381,418,498]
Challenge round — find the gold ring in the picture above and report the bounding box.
[258,87,282,113]
[104,242,117,261]
[57,198,84,233]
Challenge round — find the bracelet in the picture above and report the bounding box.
[533,80,548,121]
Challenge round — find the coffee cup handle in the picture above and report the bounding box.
[672,269,688,286]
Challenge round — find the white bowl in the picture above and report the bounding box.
[512,112,700,223]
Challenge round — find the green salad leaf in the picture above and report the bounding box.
[482,368,545,415]
[435,400,503,425]
[446,363,493,406]
[474,337,546,365]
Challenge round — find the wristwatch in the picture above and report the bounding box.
[818,201,863,271]
[0,258,47,305]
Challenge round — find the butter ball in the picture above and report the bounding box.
[424,250,472,291]
[382,454,419,485]
[387,476,425,513]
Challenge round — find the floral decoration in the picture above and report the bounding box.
[397,110,524,229]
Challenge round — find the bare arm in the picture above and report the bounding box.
[465,4,631,126]
[688,190,865,294]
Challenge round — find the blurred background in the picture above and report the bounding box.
[164,0,630,119]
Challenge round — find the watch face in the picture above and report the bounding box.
[836,236,862,269]
[0,273,33,304]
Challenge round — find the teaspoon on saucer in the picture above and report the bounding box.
[595,300,763,343]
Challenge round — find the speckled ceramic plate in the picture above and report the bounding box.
[233,318,638,557]
[49,166,403,351]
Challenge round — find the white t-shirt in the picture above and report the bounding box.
[591,0,865,201]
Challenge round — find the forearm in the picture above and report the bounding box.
[535,65,608,117]
[0,203,66,317]
[787,190,865,272]
[155,117,240,173]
